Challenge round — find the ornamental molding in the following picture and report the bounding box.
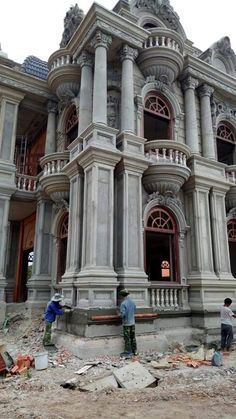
[147,191,183,210]
[73,20,143,60]
[227,208,236,220]
[90,31,112,50]
[0,75,51,99]
[54,199,69,214]
[47,100,58,114]
[56,131,67,152]
[181,75,199,91]
[198,84,214,98]
[60,4,84,48]
[211,98,236,120]
[120,44,138,62]
[77,50,93,67]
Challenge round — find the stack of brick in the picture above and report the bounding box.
[10,354,34,375]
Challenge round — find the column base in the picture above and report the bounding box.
[26,275,52,306]
[117,269,150,307]
[74,268,118,308]
[0,278,7,301]
[0,301,6,325]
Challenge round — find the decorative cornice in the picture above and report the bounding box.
[90,31,112,50]
[120,44,138,62]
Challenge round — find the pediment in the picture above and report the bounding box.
[130,0,186,39]
[199,37,236,77]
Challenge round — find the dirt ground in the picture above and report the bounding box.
[1,313,236,419]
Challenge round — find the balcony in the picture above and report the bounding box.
[225,165,236,210]
[143,140,191,195]
[47,50,80,94]
[40,152,70,202]
[138,28,184,83]
[149,283,189,311]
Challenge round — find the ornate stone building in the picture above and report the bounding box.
[1,0,236,350]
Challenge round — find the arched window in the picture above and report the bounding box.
[57,213,68,282]
[216,123,235,165]
[145,208,178,282]
[144,93,172,141]
[228,220,236,278]
[66,106,78,146]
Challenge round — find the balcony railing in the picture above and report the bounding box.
[145,140,190,167]
[40,152,70,177]
[143,28,184,54]
[15,173,38,192]
[225,166,236,184]
[50,54,73,71]
[149,283,188,311]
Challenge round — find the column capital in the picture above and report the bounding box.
[90,31,112,50]
[120,44,138,62]
[198,84,214,98]
[77,50,93,68]
[182,75,199,92]
[47,100,57,114]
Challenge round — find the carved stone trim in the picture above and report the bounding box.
[47,100,58,114]
[198,84,214,98]
[90,31,112,50]
[120,44,138,62]
[147,192,183,210]
[77,50,93,68]
[56,131,67,152]
[181,75,199,91]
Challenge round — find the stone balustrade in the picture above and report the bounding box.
[40,152,70,177]
[50,54,73,71]
[145,140,190,167]
[149,284,187,310]
[143,28,183,54]
[16,173,38,192]
[225,166,236,184]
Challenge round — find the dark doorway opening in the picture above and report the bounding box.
[229,242,236,278]
[146,231,175,282]
[18,249,34,302]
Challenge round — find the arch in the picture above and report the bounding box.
[144,195,189,235]
[216,119,236,165]
[140,82,183,141]
[57,103,78,150]
[144,205,179,282]
[56,212,69,283]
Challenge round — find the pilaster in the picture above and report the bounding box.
[26,192,54,308]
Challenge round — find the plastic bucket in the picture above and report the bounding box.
[34,351,48,370]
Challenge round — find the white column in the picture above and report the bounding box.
[182,76,199,154]
[91,31,112,125]
[77,51,93,135]
[198,84,216,160]
[45,101,57,155]
[120,44,138,133]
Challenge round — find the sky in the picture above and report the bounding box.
[0,0,235,64]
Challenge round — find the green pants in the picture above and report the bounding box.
[123,325,137,354]
[43,321,52,345]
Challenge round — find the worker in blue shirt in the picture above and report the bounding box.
[119,289,138,358]
[43,293,69,347]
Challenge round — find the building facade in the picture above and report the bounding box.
[1,0,236,342]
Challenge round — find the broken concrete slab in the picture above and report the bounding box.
[113,361,157,389]
[150,359,172,369]
[79,373,118,392]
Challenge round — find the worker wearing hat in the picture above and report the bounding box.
[43,293,71,347]
[119,289,138,358]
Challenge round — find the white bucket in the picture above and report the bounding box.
[34,351,48,370]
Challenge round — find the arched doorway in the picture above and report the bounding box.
[227,219,236,278]
[57,213,68,282]
[145,207,179,282]
[216,122,235,165]
[144,93,172,141]
[65,106,78,146]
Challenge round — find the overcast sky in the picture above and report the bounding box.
[0,0,235,63]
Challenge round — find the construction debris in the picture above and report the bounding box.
[113,361,157,389]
